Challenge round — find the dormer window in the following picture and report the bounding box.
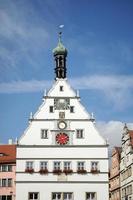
[60,86,63,91]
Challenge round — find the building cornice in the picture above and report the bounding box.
[16,180,109,184]
[17,144,109,148]
[29,119,93,122]
[16,171,109,174]
[16,157,109,160]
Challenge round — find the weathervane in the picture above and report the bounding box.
[58,25,64,42]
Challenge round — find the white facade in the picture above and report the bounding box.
[120,126,133,200]
[16,38,109,200]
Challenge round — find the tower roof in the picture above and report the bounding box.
[53,32,67,56]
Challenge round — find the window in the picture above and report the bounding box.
[76,129,84,138]
[60,86,63,91]
[54,162,61,170]
[0,165,12,172]
[2,179,6,187]
[77,162,85,170]
[28,193,39,200]
[26,161,33,169]
[91,162,99,171]
[52,193,61,200]
[49,106,54,113]
[0,196,12,200]
[40,161,47,170]
[63,193,72,200]
[7,165,12,172]
[70,106,74,113]
[0,179,12,187]
[2,165,7,172]
[64,162,71,170]
[86,192,96,200]
[7,197,12,200]
[41,129,48,139]
[7,179,12,187]
[52,193,73,200]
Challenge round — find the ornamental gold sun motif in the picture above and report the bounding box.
[56,133,69,145]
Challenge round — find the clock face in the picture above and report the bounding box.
[58,121,67,130]
[56,133,69,145]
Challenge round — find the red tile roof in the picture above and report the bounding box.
[0,145,16,163]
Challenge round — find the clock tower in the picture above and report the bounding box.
[16,34,109,200]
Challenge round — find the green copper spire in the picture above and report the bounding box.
[53,31,67,79]
[53,32,67,56]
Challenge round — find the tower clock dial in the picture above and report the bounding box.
[56,133,69,145]
[58,121,67,130]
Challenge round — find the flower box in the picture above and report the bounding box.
[25,168,34,173]
[63,169,73,175]
[39,169,48,174]
[53,169,62,175]
[91,169,100,174]
[77,169,87,174]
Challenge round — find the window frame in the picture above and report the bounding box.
[86,192,97,200]
[49,106,54,113]
[28,192,39,200]
[60,86,64,91]
[91,161,99,171]
[41,129,48,139]
[52,192,73,200]
[76,129,84,139]
[77,161,85,170]
[64,161,71,170]
[70,106,74,113]
[26,161,34,170]
[40,161,48,170]
[53,161,61,170]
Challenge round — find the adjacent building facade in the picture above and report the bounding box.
[120,125,133,200]
[0,145,16,200]
[109,147,121,200]
[16,34,109,200]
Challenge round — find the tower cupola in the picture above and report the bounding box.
[53,32,67,79]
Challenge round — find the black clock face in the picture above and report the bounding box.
[56,133,69,145]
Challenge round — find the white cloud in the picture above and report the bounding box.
[96,121,133,156]
[0,74,133,93]
[0,80,51,93]
[0,74,133,110]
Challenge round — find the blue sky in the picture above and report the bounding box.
[0,0,133,147]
